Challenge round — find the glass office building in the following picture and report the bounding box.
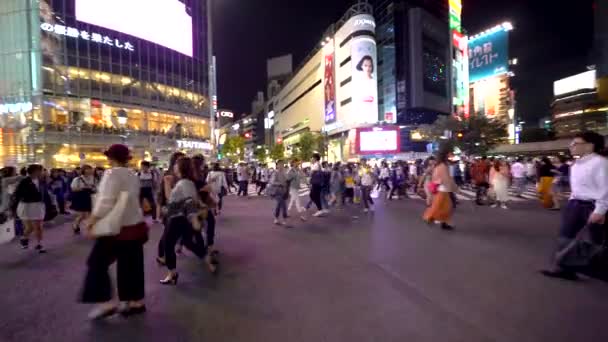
[0,0,210,168]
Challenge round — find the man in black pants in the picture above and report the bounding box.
[542,131,608,281]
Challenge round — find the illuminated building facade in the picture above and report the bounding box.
[552,69,608,137]
[449,0,469,117]
[373,0,451,153]
[467,22,517,143]
[0,0,211,168]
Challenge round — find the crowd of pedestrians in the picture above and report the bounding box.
[0,130,606,320]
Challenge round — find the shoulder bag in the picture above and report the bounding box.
[91,191,129,237]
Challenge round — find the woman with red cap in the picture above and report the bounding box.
[80,144,148,320]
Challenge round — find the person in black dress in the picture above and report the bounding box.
[70,165,96,234]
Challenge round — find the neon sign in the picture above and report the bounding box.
[40,22,135,52]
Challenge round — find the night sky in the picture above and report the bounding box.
[213,0,595,125]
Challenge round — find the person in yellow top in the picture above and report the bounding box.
[358,160,375,212]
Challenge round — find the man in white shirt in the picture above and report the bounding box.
[542,131,608,281]
[510,158,526,197]
[236,163,250,196]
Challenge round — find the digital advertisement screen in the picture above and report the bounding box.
[356,127,400,155]
[350,14,379,124]
[75,0,194,57]
[468,29,508,83]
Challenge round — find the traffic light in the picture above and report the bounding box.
[276,137,283,144]
[244,132,251,139]
[456,132,464,139]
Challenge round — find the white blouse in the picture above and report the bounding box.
[92,167,143,227]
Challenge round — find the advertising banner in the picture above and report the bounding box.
[75,0,193,56]
[352,36,379,124]
[355,126,400,155]
[468,29,509,83]
[324,53,336,124]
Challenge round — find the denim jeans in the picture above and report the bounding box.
[513,177,526,197]
[274,197,287,219]
[361,186,374,209]
[238,181,249,196]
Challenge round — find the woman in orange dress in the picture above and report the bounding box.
[423,149,456,230]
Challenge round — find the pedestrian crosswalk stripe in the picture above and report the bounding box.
[228,184,565,203]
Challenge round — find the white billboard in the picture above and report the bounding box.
[350,14,379,124]
[75,0,194,56]
[553,70,596,96]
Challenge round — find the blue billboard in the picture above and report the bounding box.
[468,29,509,82]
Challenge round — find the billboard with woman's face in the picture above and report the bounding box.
[352,37,378,124]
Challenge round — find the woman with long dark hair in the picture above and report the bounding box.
[14,164,47,252]
[80,144,148,319]
[160,157,211,285]
[423,148,456,230]
[157,151,185,262]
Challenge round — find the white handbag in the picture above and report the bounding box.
[0,218,16,245]
[91,191,129,237]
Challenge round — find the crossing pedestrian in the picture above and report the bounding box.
[269,160,289,226]
[359,159,375,213]
[206,162,228,215]
[159,157,211,285]
[309,153,327,217]
[80,144,148,319]
[70,165,97,234]
[538,157,556,209]
[511,157,526,198]
[490,159,511,209]
[14,164,48,252]
[138,161,158,221]
[287,159,307,220]
[542,131,608,281]
[237,163,250,196]
[423,148,456,230]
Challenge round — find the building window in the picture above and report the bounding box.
[340,76,352,87]
[340,97,352,107]
[340,56,351,67]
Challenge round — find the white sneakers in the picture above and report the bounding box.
[313,211,324,217]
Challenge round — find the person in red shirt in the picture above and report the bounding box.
[470,157,490,205]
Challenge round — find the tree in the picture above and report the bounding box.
[221,136,245,163]
[296,131,324,162]
[421,115,508,156]
[253,145,268,163]
[458,116,508,155]
[269,142,285,161]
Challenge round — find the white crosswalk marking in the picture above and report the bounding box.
[228,183,567,203]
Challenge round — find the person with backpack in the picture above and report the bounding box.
[138,161,158,221]
[70,164,97,234]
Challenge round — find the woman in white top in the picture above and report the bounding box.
[81,144,147,320]
[70,164,97,234]
[490,160,511,209]
[206,162,228,214]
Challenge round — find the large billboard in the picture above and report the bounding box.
[75,0,193,56]
[468,26,509,83]
[355,126,400,155]
[554,70,596,96]
[350,15,379,124]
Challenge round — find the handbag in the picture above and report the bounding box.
[91,191,129,237]
[557,224,608,281]
[0,217,15,244]
[427,182,439,195]
[116,221,149,243]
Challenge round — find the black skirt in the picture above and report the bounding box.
[70,190,93,212]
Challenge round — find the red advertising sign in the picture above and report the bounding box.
[324,53,336,124]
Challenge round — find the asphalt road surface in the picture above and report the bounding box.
[1,194,607,342]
